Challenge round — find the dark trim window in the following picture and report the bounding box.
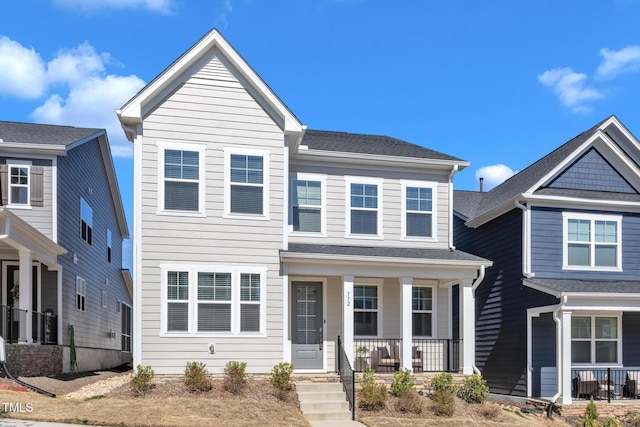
[354,285,378,336]
[230,154,264,214]
[164,149,200,211]
[571,316,619,364]
[80,198,93,245]
[412,286,433,337]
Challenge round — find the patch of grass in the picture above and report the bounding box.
[83,395,105,401]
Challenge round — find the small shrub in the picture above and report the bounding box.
[224,361,247,394]
[271,362,294,400]
[457,374,489,404]
[130,364,155,397]
[359,383,387,411]
[390,368,415,396]
[360,367,376,387]
[480,403,502,420]
[431,389,455,417]
[394,391,423,414]
[578,397,600,427]
[625,410,640,427]
[431,372,455,394]
[184,361,212,393]
[601,417,621,427]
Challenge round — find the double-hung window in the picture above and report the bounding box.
[401,181,437,239]
[158,142,205,215]
[563,213,622,270]
[292,173,325,234]
[76,276,86,312]
[225,148,269,218]
[412,286,433,337]
[571,315,620,364]
[354,284,380,336]
[162,265,266,335]
[8,161,30,205]
[80,198,93,245]
[346,177,383,237]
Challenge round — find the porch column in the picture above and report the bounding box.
[401,277,413,372]
[559,310,573,405]
[460,279,475,375]
[342,275,354,364]
[18,250,33,344]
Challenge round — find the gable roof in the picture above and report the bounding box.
[0,121,129,239]
[118,28,303,142]
[456,115,640,226]
[302,129,465,161]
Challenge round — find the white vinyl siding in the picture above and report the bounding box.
[562,212,622,271]
[157,141,206,217]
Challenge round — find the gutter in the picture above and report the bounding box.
[470,265,486,375]
[548,295,568,418]
[514,197,534,278]
[449,165,459,251]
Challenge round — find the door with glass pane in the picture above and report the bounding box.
[292,282,323,369]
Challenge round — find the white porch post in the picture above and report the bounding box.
[401,277,413,372]
[460,279,475,375]
[343,275,354,364]
[18,250,32,344]
[559,310,573,405]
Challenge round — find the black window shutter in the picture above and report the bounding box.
[0,164,7,206]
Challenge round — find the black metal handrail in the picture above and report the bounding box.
[337,335,355,421]
[572,367,632,402]
[354,338,461,372]
[0,305,56,344]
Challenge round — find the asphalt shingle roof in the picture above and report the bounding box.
[0,121,102,146]
[302,129,465,161]
[453,190,486,220]
[525,278,640,294]
[284,243,488,263]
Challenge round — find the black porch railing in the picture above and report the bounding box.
[572,368,639,402]
[337,335,355,421]
[0,305,57,344]
[354,338,461,373]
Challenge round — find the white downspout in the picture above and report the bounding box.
[514,198,534,278]
[549,295,568,416]
[449,165,459,251]
[470,264,486,375]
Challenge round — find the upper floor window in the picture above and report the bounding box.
[9,162,29,205]
[106,229,112,263]
[563,213,622,270]
[401,181,437,239]
[80,198,93,245]
[292,173,326,234]
[354,284,379,336]
[571,315,619,364]
[412,286,433,337]
[224,148,269,218]
[158,141,206,216]
[0,162,43,208]
[345,176,383,238]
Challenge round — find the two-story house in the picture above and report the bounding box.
[117,29,491,376]
[0,121,133,375]
[454,116,640,405]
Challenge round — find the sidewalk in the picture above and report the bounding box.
[0,420,105,427]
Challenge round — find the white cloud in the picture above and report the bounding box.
[215,0,233,29]
[52,0,174,14]
[596,45,640,78]
[0,36,47,99]
[475,164,515,191]
[537,67,603,113]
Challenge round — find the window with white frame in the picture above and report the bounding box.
[563,213,621,270]
[80,198,93,245]
[346,177,383,236]
[163,265,266,335]
[402,181,436,239]
[76,276,86,312]
[571,315,619,364]
[106,229,112,263]
[412,286,433,337]
[226,151,268,215]
[354,285,379,336]
[163,149,200,212]
[292,175,324,233]
[8,161,30,205]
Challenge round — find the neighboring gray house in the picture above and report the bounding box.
[453,116,640,405]
[0,121,132,375]
[117,29,490,376]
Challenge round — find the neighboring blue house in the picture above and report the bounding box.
[453,116,640,405]
[0,121,132,376]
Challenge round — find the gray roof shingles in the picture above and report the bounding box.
[0,121,102,146]
[302,129,465,161]
[283,243,489,263]
[525,278,640,294]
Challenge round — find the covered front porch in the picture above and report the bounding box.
[281,243,491,376]
[0,209,66,345]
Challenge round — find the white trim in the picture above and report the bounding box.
[223,147,271,220]
[6,160,32,208]
[289,172,327,236]
[156,141,207,217]
[159,263,268,337]
[344,176,384,239]
[133,128,143,366]
[52,157,58,243]
[562,212,622,271]
[400,180,438,242]
[353,278,383,338]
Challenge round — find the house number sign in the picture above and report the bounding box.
[346,291,351,307]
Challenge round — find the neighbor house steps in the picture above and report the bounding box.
[296,381,353,422]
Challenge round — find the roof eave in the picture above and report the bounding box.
[293,149,469,170]
[280,251,491,268]
[0,143,67,156]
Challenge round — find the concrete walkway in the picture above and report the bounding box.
[0,420,105,427]
[309,420,367,427]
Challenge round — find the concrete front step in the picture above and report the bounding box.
[297,391,347,401]
[297,381,353,423]
[302,410,353,421]
[297,382,345,393]
[300,399,350,412]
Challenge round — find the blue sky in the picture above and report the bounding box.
[1,0,640,266]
